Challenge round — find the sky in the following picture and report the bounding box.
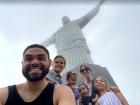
[0,1,140,105]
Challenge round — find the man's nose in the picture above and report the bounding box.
[31,58,40,66]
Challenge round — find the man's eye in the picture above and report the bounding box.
[24,56,33,62]
[37,56,46,61]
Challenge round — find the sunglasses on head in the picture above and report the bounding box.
[80,67,91,73]
[71,71,76,74]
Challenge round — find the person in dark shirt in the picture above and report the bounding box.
[79,64,99,105]
[0,44,75,105]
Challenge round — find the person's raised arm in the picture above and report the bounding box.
[41,32,56,47]
[74,0,105,29]
[54,85,75,105]
[110,86,129,105]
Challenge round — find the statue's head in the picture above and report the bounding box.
[62,16,70,25]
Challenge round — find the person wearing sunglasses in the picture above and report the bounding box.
[80,64,98,105]
[80,65,93,87]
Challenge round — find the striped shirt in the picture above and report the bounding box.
[98,91,122,105]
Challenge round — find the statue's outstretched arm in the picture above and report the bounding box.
[74,0,105,29]
[41,33,56,46]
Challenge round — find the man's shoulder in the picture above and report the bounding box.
[53,84,75,105]
[54,84,72,93]
[54,84,73,98]
[0,86,8,96]
[0,86,9,104]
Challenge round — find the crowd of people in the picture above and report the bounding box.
[0,44,129,105]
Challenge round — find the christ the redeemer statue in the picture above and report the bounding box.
[41,0,105,73]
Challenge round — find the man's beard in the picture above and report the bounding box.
[22,66,49,82]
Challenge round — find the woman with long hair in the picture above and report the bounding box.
[94,76,129,105]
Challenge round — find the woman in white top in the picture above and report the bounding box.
[94,76,129,105]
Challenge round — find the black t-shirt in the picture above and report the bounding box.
[5,83,55,105]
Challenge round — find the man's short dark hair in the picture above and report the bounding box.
[23,44,50,59]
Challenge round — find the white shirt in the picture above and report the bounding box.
[98,91,122,105]
[46,69,65,84]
